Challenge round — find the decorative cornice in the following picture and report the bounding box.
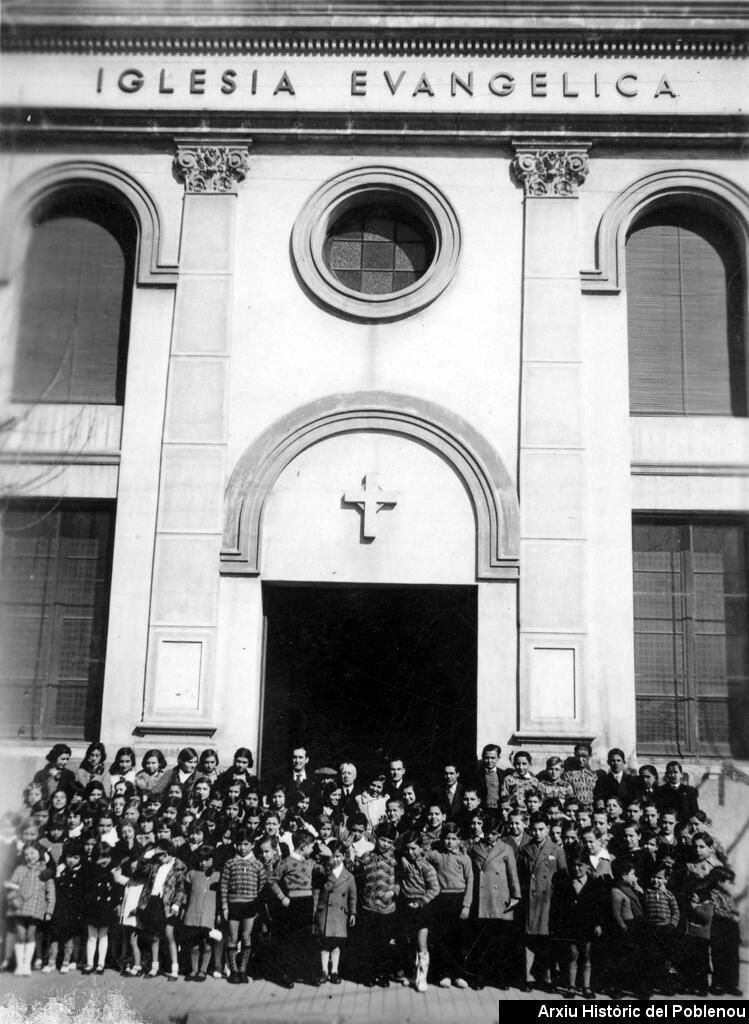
[3,32,747,58]
[512,145,590,196]
[5,112,746,149]
[173,141,251,194]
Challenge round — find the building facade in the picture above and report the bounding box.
[0,2,747,800]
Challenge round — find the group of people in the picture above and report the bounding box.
[0,738,743,999]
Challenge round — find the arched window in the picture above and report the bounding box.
[12,189,136,404]
[626,205,746,415]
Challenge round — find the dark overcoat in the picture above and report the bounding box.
[549,873,608,942]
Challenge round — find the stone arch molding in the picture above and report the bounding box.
[222,392,520,581]
[0,160,178,286]
[580,169,749,294]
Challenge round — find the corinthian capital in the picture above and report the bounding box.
[512,146,590,197]
[173,140,252,194]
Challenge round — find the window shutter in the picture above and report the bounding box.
[681,217,739,414]
[627,208,746,416]
[13,211,131,404]
[0,502,114,740]
[628,222,685,413]
[633,516,749,757]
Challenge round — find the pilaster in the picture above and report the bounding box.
[513,143,592,748]
[138,140,251,744]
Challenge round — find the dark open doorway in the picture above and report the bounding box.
[260,583,477,786]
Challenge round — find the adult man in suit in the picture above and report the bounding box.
[283,745,319,805]
[439,763,464,822]
[338,762,362,821]
[476,743,505,820]
[517,814,568,990]
[384,757,408,800]
[592,748,639,809]
[655,760,700,823]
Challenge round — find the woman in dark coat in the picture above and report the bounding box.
[214,748,256,798]
[152,748,200,803]
[33,744,77,800]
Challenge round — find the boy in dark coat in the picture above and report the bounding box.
[550,852,606,997]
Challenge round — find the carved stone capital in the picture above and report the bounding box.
[512,148,590,197]
[173,142,251,194]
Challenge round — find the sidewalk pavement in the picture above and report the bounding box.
[1,969,745,1024]
[0,971,544,1024]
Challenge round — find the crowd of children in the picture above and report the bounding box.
[0,739,743,999]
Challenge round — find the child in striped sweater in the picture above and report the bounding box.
[356,823,399,987]
[396,831,439,992]
[220,828,265,984]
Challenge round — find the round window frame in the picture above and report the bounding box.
[291,165,461,322]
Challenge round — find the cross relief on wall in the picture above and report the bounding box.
[342,473,397,542]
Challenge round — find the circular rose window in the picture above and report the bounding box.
[291,166,461,322]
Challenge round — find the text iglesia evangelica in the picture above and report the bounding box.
[98,66,678,101]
